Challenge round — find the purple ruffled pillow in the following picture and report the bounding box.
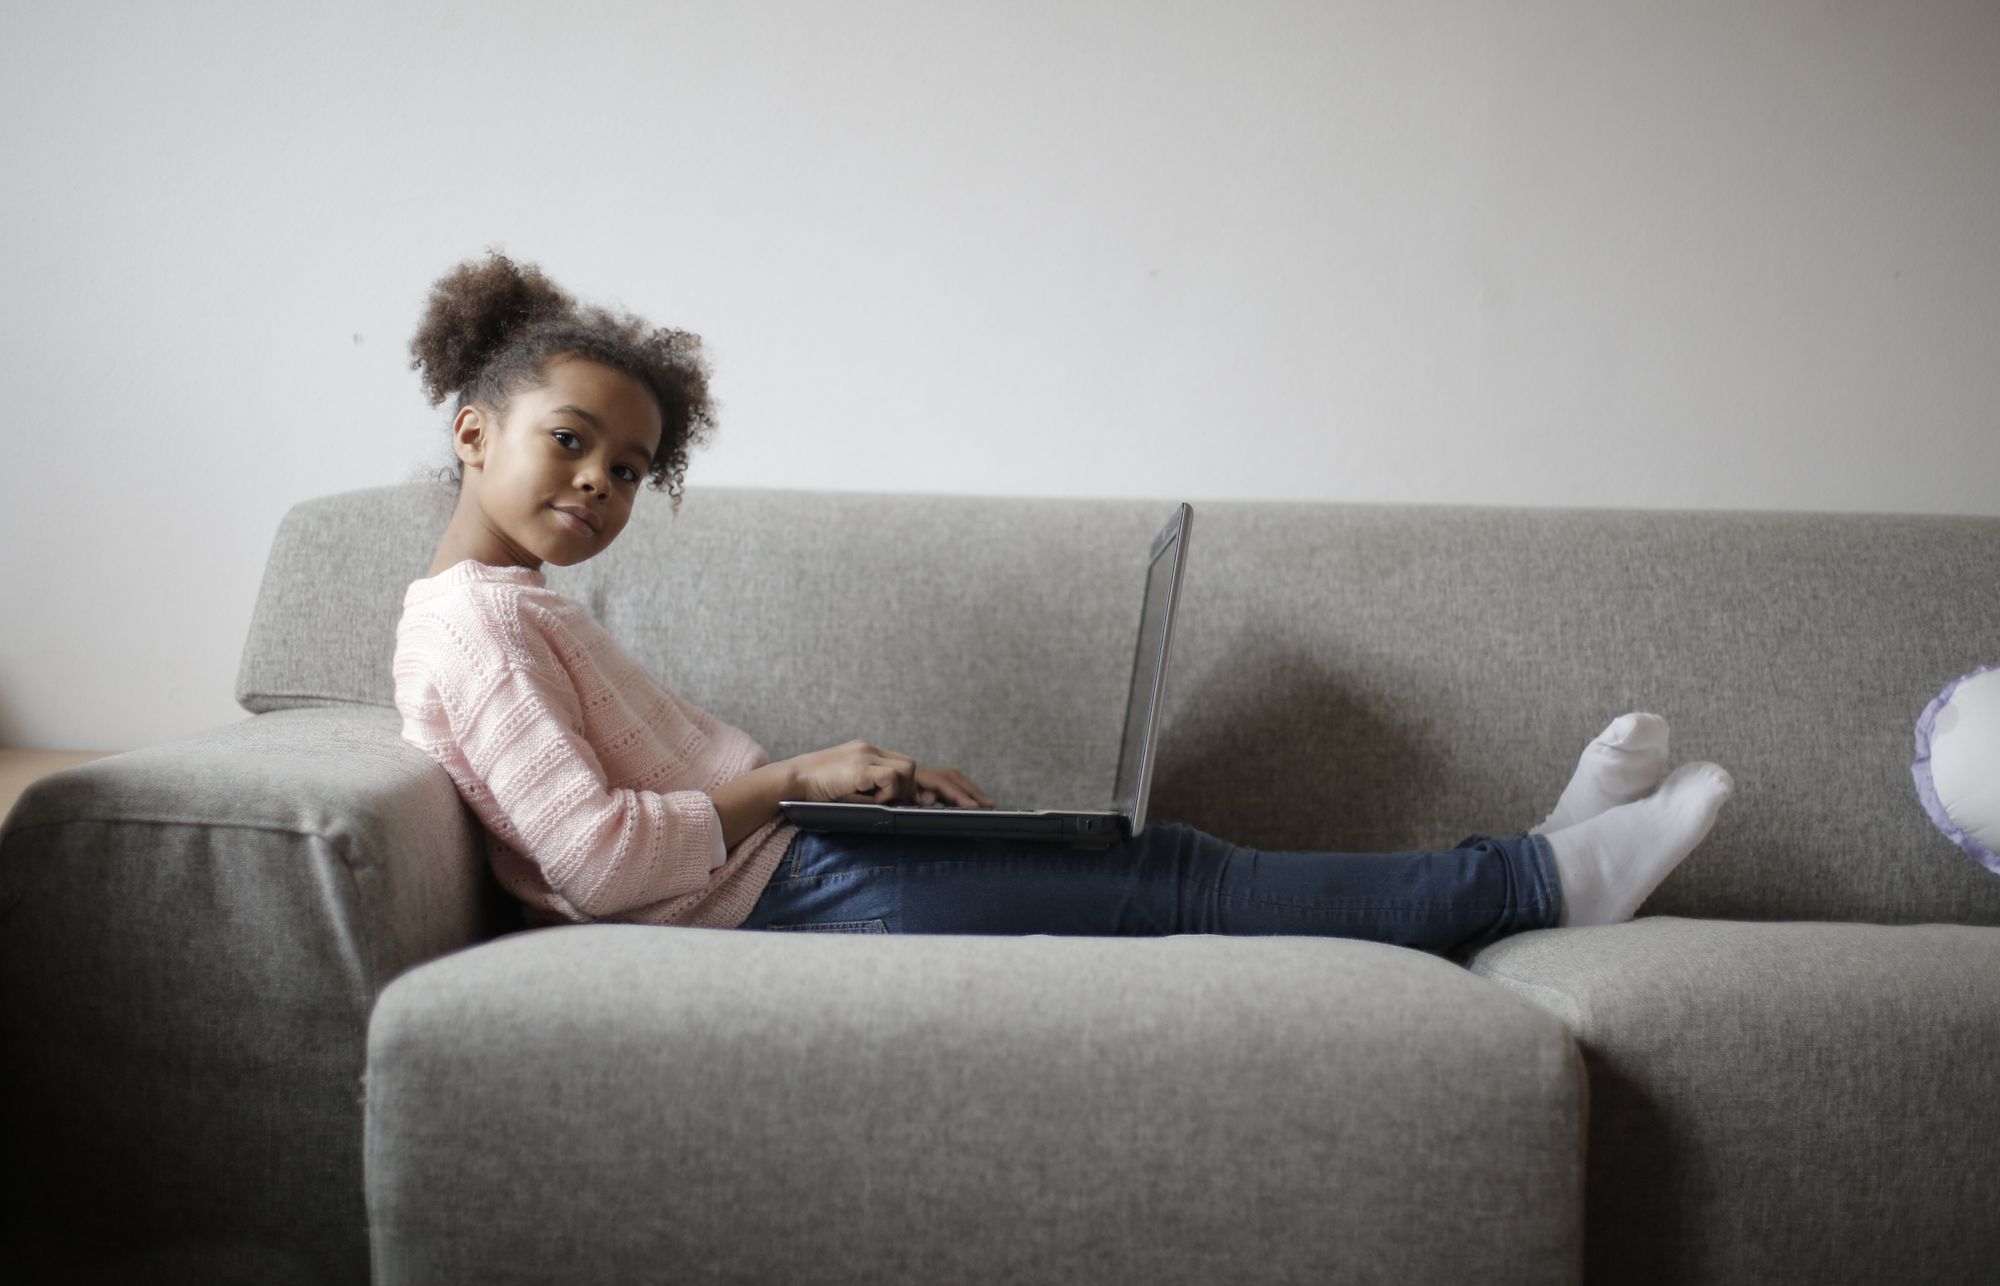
[1913,663,2000,877]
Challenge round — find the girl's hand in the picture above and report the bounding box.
[786,741,995,808]
[910,765,997,809]
[787,741,913,804]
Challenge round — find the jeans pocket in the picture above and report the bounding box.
[764,918,889,934]
[775,832,813,880]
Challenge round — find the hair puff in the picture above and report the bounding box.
[408,248,718,512]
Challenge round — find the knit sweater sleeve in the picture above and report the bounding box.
[423,642,726,920]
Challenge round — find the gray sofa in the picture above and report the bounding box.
[5,481,1998,1285]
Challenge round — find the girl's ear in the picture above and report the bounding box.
[451,405,492,467]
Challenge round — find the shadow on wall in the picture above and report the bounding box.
[1147,641,1452,856]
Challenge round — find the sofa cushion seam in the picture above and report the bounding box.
[240,692,395,709]
[2,816,389,851]
[1473,968,1592,1035]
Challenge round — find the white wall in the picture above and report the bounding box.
[3,0,1996,750]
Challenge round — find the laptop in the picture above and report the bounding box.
[777,502,1194,850]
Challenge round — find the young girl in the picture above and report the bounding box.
[393,250,1736,950]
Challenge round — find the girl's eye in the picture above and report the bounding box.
[554,430,641,484]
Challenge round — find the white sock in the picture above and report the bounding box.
[1531,713,1672,835]
[1543,761,1735,927]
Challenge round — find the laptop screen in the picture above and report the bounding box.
[1109,505,1192,830]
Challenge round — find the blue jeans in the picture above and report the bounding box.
[738,820,1563,954]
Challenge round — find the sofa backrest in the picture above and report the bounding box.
[239,480,2000,927]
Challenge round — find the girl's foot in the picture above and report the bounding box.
[1531,713,1672,835]
[1542,761,1735,926]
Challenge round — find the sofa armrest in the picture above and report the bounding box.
[0,704,514,1286]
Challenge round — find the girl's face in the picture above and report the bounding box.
[442,356,664,571]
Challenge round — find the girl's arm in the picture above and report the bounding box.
[708,761,801,850]
[415,659,732,918]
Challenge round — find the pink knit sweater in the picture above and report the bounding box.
[392,559,797,929]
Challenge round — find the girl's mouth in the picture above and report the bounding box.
[554,507,597,537]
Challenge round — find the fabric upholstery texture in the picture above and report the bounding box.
[1469,916,2000,1285]
[365,924,1586,1286]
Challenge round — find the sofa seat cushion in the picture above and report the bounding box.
[366,925,1587,1286]
[1468,916,2000,1286]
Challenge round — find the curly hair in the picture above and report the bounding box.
[408,248,717,512]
